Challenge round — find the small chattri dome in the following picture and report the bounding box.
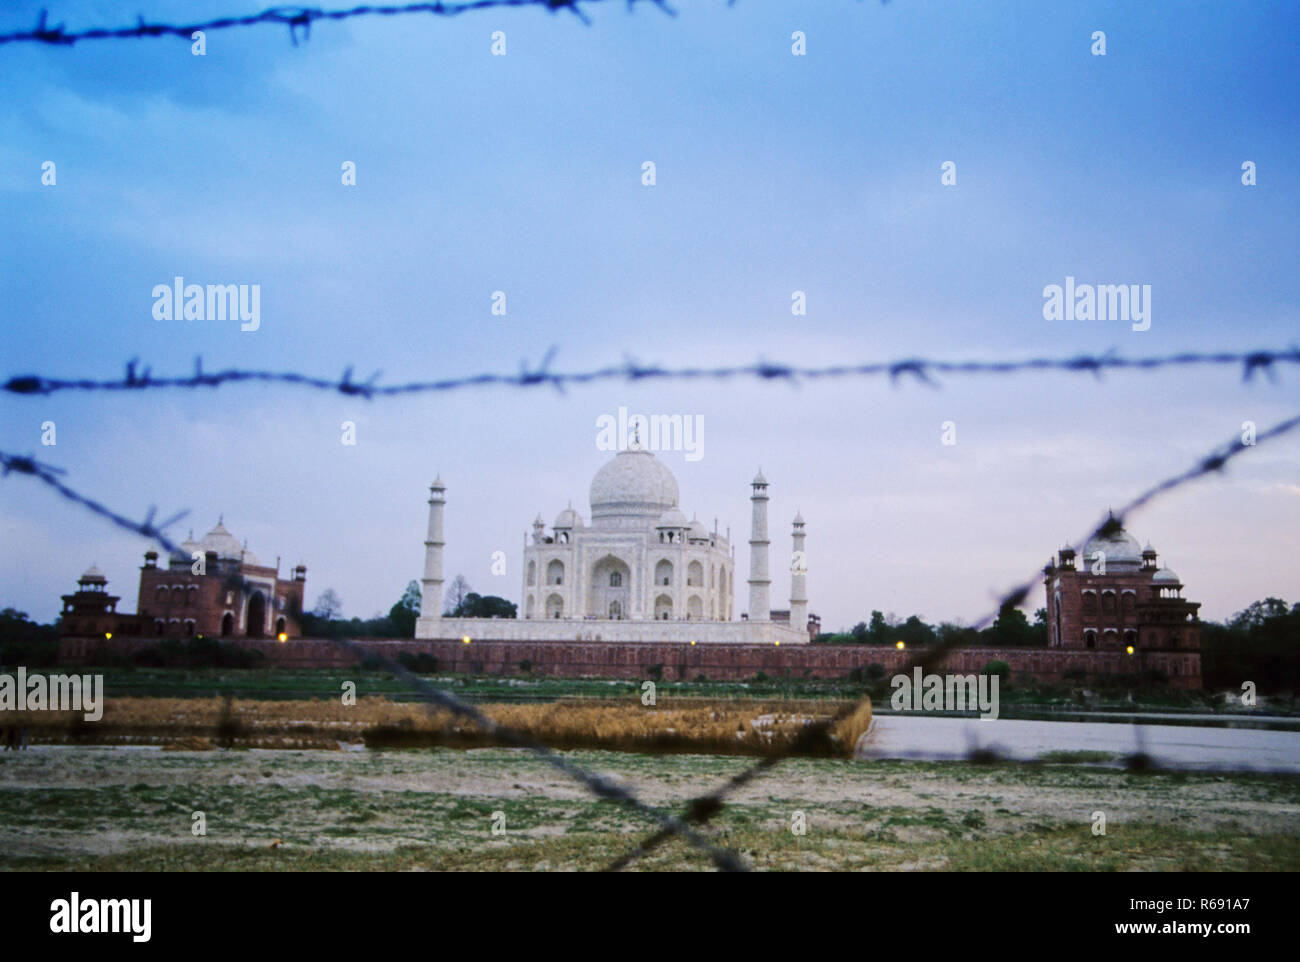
[172,530,203,561]
[752,469,768,486]
[657,508,688,529]
[1152,567,1181,583]
[554,506,583,529]
[80,564,106,583]
[688,518,709,540]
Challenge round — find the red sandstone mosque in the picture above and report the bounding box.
[1043,516,1201,683]
[60,520,306,640]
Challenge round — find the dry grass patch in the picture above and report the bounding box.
[7,695,870,758]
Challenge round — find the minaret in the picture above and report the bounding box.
[748,470,770,622]
[790,511,807,634]
[420,476,446,619]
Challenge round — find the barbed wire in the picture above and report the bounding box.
[602,406,1300,869]
[0,1,681,47]
[0,451,187,555]
[4,347,1298,401]
[5,354,1298,869]
[7,402,1298,867]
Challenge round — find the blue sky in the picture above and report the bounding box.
[1,0,1297,629]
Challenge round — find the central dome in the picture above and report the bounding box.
[1082,524,1142,566]
[589,449,679,520]
[200,521,244,560]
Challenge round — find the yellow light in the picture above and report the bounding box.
[774,640,780,647]
[105,632,112,640]
[278,632,287,643]
[896,641,905,650]
[462,636,471,644]
[1126,645,1134,655]
[690,640,696,646]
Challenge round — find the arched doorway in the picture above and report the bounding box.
[246,592,267,638]
[275,616,287,637]
[655,594,672,620]
[221,612,234,636]
[588,555,631,619]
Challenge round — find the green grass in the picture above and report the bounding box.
[7,823,1297,872]
[59,665,1277,715]
[2,746,1297,871]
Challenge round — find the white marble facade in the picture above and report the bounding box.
[522,449,735,624]
[415,447,808,644]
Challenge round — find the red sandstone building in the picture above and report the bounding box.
[58,517,1203,690]
[1043,518,1201,682]
[60,520,306,640]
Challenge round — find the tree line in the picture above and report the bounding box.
[814,603,1046,648]
[302,576,516,639]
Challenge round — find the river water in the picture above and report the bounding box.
[860,715,1300,773]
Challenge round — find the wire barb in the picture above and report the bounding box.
[0,1,680,47]
[5,348,1297,400]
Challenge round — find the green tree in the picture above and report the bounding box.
[450,592,517,619]
[896,614,936,647]
[387,580,423,638]
[1230,597,1290,630]
[985,602,1035,647]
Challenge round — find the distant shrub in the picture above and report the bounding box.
[866,662,887,680]
[518,659,533,674]
[645,663,664,681]
[0,639,60,668]
[982,660,1012,683]
[1063,667,1087,682]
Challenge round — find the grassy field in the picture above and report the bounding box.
[49,665,1290,715]
[2,745,1297,871]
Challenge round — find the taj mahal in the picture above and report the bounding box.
[414,446,811,645]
